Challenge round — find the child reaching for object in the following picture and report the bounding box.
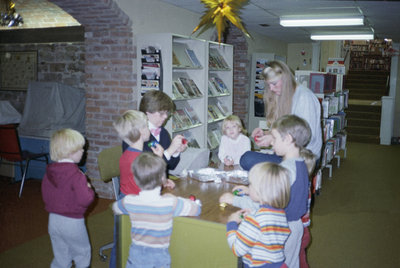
[218,115,251,166]
[226,162,291,268]
[113,152,201,268]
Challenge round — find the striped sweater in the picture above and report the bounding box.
[227,205,290,267]
[113,187,201,248]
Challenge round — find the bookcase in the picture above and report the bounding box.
[346,40,392,71]
[136,33,233,157]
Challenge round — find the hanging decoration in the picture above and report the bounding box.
[192,0,251,43]
[1,1,23,27]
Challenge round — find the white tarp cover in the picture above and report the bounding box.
[18,81,85,138]
[0,100,22,124]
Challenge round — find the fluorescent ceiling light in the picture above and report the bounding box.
[280,16,364,27]
[310,33,374,40]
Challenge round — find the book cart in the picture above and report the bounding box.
[136,33,233,159]
[295,70,348,194]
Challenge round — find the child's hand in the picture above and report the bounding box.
[232,185,249,195]
[224,156,234,166]
[163,179,175,190]
[151,143,164,157]
[251,128,264,139]
[219,192,234,205]
[167,135,185,155]
[228,209,246,223]
[254,133,273,147]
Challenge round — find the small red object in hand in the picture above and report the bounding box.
[189,195,196,201]
[182,138,187,144]
[254,136,259,142]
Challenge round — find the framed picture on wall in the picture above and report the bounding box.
[0,51,38,91]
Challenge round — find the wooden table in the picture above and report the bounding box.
[119,171,244,268]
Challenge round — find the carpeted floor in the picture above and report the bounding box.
[1,142,400,267]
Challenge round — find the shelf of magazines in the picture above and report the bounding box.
[313,90,349,195]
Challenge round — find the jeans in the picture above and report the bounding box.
[126,243,170,268]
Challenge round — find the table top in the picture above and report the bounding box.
[164,173,242,225]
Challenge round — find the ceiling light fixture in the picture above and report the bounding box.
[280,16,364,27]
[310,33,374,40]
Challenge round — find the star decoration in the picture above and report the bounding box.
[192,0,252,43]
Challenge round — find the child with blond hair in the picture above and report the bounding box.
[218,115,251,166]
[226,162,291,267]
[42,128,94,268]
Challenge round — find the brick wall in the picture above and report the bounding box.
[224,25,250,129]
[0,0,135,199]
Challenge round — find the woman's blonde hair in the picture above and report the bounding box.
[221,115,247,135]
[262,60,297,127]
[50,128,85,161]
[113,110,147,144]
[249,162,291,209]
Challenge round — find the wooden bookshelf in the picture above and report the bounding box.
[347,40,392,71]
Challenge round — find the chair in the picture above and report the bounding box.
[0,124,49,198]
[97,145,122,261]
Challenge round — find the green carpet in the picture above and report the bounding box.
[0,209,114,268]
[308,142,400,267]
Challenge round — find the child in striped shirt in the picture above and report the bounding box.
[113,152,201,268]
[226,162,291,268]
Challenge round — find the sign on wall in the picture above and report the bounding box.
[0,51,37,90]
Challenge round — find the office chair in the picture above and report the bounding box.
[0,124,49,197]
[97,145,122,261]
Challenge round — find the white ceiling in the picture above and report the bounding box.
[159,0,400,43]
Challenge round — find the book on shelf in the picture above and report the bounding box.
[178,77,197,97]
[212,77,229,94]
[186,78,203,97]
[209,48,229,69]
[141,80,160,92]
[216,100,229,116]
[211,128,222,144]
[208,77,224,95]
[173,80,189,98]
[141,63,160,80]
[207,129,219,149]
[185,48,202,68]
[172,113,184,131]
[173,43,194,68]
[208,104,224,119]
[183,106,201,125]
[208,80,217,96]
[207,110,214,122]
[175,109,192,128]
[207,105,219,120]
[172,51,180,66]
[181,131,200,148]
[141,54,160,63]
[172,82,184,100]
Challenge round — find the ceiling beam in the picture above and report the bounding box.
[0,26,85,44]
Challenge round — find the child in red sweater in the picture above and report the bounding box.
[42,128,94,268]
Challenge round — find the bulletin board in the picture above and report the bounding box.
[0,51,37,90]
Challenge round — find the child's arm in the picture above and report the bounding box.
[112,198,129,215]
[169,195,201,217]
[232,195,260,211]
[226,213,258,257]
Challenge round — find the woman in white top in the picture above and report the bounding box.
[240,60,322,170]
[218,115,251,166]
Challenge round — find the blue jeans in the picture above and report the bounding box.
[239,151,282,171]
[126,243,170,268]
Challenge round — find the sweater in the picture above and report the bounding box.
[41,162,94,219]
[226,205,290,267]
[113,188,201,248]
